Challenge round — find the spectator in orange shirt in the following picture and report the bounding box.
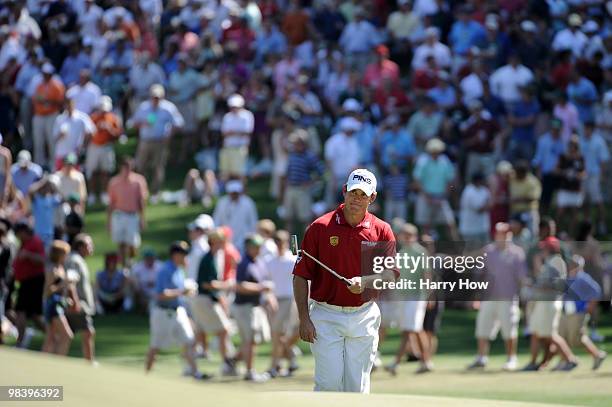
[87,96,122,205]
[281,0,312,46]
[32,63,65,169]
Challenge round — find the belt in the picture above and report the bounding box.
[313,300,372,313]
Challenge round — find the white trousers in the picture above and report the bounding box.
[310,301,380,393]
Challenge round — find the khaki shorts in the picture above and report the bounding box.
[190,295,231,334]
[284,185,312,222]
[219,146,248,177]
[559,313,588,348]
[232,303,270,344]
[271,298,298,335]
[476,300,520,340]
[398,300,427,332]
[85,144,115,177]
[415,194,455,226]
[111,211,141,247]
[149,306,194,349]
[529,300,561,337]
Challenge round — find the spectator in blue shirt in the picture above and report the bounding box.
[59,42,91,87]
[448,6,486,56]
[146,241,209,379]
[28,176,62,249]
[558,255,607,371]
[284,129,324,233]
[95,252,127,313]
[567,70,598,124]
[11,150,42,196]
[376,115,416,172]
[383,163,410,222]
[579,122,610,234]
[427,71,457,110]
[532,118,566,213]
[254,20,288,67]
[508,86,540,161]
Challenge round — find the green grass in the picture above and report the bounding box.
[7,309,612,406]
[4,139,612,406]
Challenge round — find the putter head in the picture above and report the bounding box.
[290,234,299,256]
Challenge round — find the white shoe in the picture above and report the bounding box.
[244,370,270,383]
[502,358,518,371]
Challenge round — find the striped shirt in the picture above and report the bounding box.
[286,151,324,186]
[384,174,409,200]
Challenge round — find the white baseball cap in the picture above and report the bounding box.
[425,138,445,153]
[42,62,55,74]
[225,180,243,193]
[342,98,362,113]
[17,150,31,166]
[99,95,113,112]
[339,117,362,132]
[150,84,165,98]
[346,168,377,197]
[188,214,214,231]
[227,94,245,108]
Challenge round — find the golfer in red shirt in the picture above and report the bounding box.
[293,169,396,393]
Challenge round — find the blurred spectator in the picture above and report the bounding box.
[12,221,46,348]
[324,117,361,206]
[32,63,65,168]
[555,137,585,234]
[129,84,183,197]
[407,96,443,152]
[509,161,541,236]
[376,114,416,172]
[412,27,451,71]
[107,158,148,267]
[553,92,580,143]
[382,163,410,222]
[42,240,75,356]
[87,96,122,205]
[488,161,513,236]
[28,176,62,249]
[283,129,324,233]
[51,98,95,170]
[460,99,499,182]
[579,122,610,235]
[11,150,42,196]
[65,69,101,115]
[567,69,598,124]
[413,138,458,239]
[532,118,565,213]
[552,14,588,58]
[489,53,533,106]
[507,86,539,161]
[130,248,163,313]
[213,180,258,251]
[95,252,127,314]
[219,94,254,181]
[459,173,491,247]
[54,153,87,211]
[65,233,95,361]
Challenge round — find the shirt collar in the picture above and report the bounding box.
[334,204,372,229]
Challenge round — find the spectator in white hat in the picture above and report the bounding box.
[11,150,43,196]
[185,214,214,281]
[583,21,604,60]
[412,27,451,70]
[65,69,101,114]
[413,138,458,239]
[32,62,65,168]
[128,84,184,200]
[87,95,122,205]
[213,180,258,251]
[219,94,254,181]
[324,116,361,207]
[52,98,95,170]
[552,13,588,58]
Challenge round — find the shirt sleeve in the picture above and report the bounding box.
[292,222,319,280]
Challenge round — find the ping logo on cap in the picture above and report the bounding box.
[352,174,372,184]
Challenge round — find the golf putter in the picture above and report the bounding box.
[291,234,352,286]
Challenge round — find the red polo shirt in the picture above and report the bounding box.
[13,235,45,282]
[293,204,396,306]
